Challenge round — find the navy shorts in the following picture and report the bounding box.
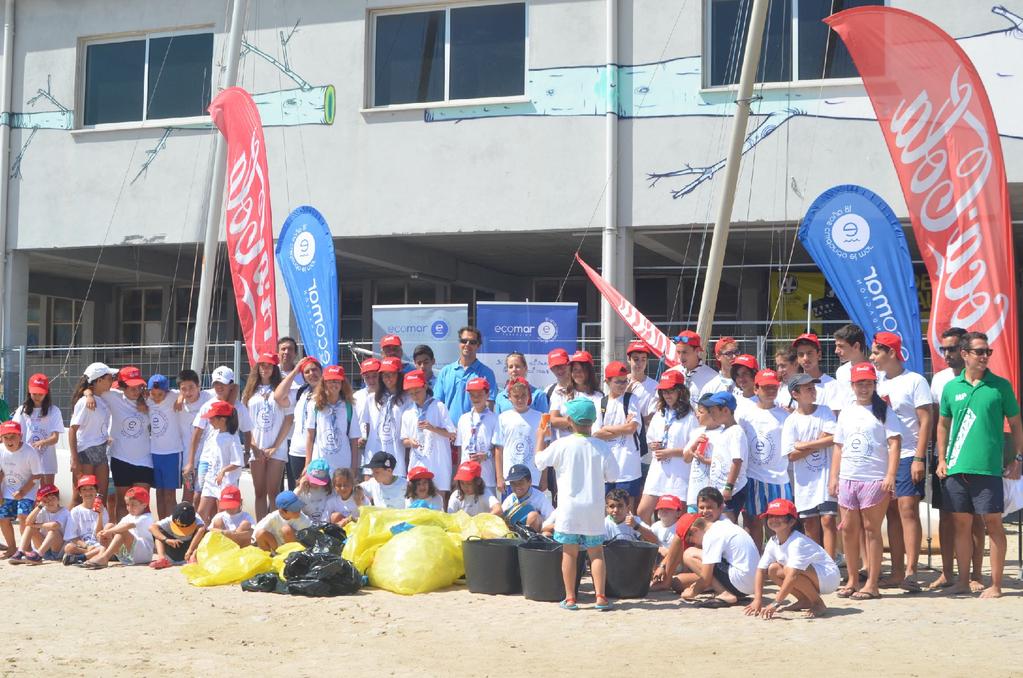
[895,456,925,498]
[605,477,644,498]
[929,453,944,510]
[942,473,1003,515]
[724,483,749,515]
[152,452,182,490]
[797,501,839,520]
[712,559,744,597]
[110,457,154,488]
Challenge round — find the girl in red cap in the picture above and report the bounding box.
[829,361,903,601]
[82,486,155,568]
[361,357,412,478]
[405,466,443,510]
[638,372,697,523]
[305,366,360,480]
[276,357,323,490]
[243,353,291,520]
[594,361,644,509]
[548,351,602,441]
[447,461,499,516]
[401,371,456,496]
[744,498,839,619]
[61,475,109,565]
[196,401,245,524]
[454,377,499,494]
[13,374,62,487]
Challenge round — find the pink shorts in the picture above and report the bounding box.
[838,479,888,511]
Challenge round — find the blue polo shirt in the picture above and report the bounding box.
[434,359,498,422]
[494,386,550,415]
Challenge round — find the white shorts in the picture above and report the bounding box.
[812,561,841,595]
[37,446,58,475]
[117,535,153,565]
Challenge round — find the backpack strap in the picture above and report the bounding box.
[346,401,354,437]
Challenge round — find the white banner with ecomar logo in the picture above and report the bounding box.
[372,304,468,367]
[476,302,578,388]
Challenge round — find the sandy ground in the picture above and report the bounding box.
[3,529,1022,678]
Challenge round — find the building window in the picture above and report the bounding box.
[25,294,90,347]
[371,2,526,107]
[707,0,882,87]
[121,288,164,344]
[173,286,233,344]
[83,31,213,125]
[26,295,42,347]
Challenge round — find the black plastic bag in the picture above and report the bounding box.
[282,550,363,597]
[241,571,287,593]
[296,524,345,555]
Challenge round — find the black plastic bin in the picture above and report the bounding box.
[603,539,659,598]
[464,537,522,595]
[517,540,585,602]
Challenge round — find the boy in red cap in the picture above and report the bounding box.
[493,378,544,496]
[792,333,841,414]
[454,377,499,494]
[82,486,155,568]
[0,420,42,559]
[594,361,643,508]
[401,370,456,495]
[650,494,685,552]
[701,337,739,397]
[12,484,68,564]
[359,356,412,478]
[209,485,255,547]
[62,474,110,565]
[744,498,839,619]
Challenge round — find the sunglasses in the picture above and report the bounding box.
[719,350,739,357]
[939,345,958,353]
[611,378,629,386]
[459,338,479,345]
[966,348,994,357]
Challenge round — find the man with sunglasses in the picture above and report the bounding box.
[434,326,498,424]
[936,331,1023,599]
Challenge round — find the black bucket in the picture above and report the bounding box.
[464,538,522,595]
[517,540,585,602]
[603,539,659,598]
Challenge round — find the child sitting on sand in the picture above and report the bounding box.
[496,464,554,533]
[603,488,657,543]
[62,475,109,565]
[81,486,155,568]
[11,484,68,564]
[360,452,407,508]
[649,494,684,553]
[405,466,444,510]
[209,485,254,547]
[296,459,333,523]
[149,502,206,568]
[254,491,310,552]
[447,461,500,516]
[324,468,366,527]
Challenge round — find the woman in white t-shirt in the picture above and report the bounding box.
[639,372,696,522]
[744,498,839,619]
[275,357,322,490]
[68,363,117,507]
[829,362,900,601]
[305,365,360,478]
[244,353,293,520]
[14,373,63,485]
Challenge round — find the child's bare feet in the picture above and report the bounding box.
[803,601,828,618]
[979,586,1002,599]
[926,574,952,590]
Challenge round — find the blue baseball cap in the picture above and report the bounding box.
[565,397,597,424]
[707,391,737,411]
[275,490,304,512]
[505,464,532,483]
[147,374,170,391]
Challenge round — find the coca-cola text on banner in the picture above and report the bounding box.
[827,7,1018,393]
[208,87,279,367]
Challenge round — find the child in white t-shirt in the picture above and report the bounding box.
[149,502,206,568]
[744,498,840,620]
[0,420,43,558]
[295,459,334,523]
[447,461,499,517]
[405,466,444,510]
[679,514,760,607]
[603,488,657,543]
[324,468,367,527]
[254,491,311,553]
[493,379,544,496]
[12,484,68,564]
[209,485,254,547]
[82,486,154,568]
[13,373,63,485]
[196,401,245,524]
[700,392,749,522]
[497,465,555,533]
[683,404,719,510]
[454,378,499,493]
[401,371,456,493]
[360,452,408,508]
[62,474,110,565]
[594,362,642,507]
[649,494,685,553]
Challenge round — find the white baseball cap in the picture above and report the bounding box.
[83,362,117,381]
[211,366,235,384]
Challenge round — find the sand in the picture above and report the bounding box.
[3,535,1022,677]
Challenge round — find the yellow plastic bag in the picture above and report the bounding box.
[271,541,306,578]
[368,525,464,595]
[181,532,273,587]
[461,512,513,540]
[342,507,455,573]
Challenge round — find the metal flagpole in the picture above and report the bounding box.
[190,0,249,373]
[695,0,770,340]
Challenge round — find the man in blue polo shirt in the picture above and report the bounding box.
[434,326,497,422]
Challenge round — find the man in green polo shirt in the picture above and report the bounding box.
[936,331,1023,599]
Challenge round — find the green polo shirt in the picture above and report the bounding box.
[940,369,1019,476]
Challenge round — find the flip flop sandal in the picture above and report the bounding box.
[835,587,856,599]
[149,558,172,570]
[7,550,26,564]
[559,598,579,611]
[696,597,734,609]
[850,590,881,600]
[77,561,106,570]
[595,597,613,611]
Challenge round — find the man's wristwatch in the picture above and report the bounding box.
[1014,454,1023,463]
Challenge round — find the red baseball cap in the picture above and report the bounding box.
[626,340,651,356]
[37,484,59,500]
[850,361,878,382]
[759,497,798,520]
[360,358,382,374]
[379,357,402,373]
[754,369,781,387]
[569,350,593,364]
[657,372,684,390]
[792,333,821,349]
[298,356,321,373]
[403,370,426,390]
[118,366,146,387]
[257,352,280,366]
[655,494,683,512]
[407,466,434,481]
[219,485,242,509]
[380,334,402,348]
[27,373,50,395]
[506,376,531,398]
[125,486,149,505]
[323,365,346,381]
[732,354,760,372]
[674,512,701,549]
[202,400,236,419]
[873,331,903,359]
[603,360,628,380]
[454,461,482,482]
[77,474,99,489]
[675,330,702,349]
[0,420,22,436]
[547,348,570,367]
[466,377,490,392]
[714,336,737,356]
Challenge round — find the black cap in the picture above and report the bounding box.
[172,501,196,525]
[505,464,532,482]
[368,451,396,470]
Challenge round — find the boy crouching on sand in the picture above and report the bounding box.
[254,490,310,553]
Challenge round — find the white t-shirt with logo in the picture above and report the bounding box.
[361,393,413,475]
[248,385,292,461]
[758,530,841,594]
[493,408,544,486]
[782,406,838,512]
[65,504,109,543]
[834,403,903,482]
[323,493,365,520]
[254,510,311,545]
[118,512,155,564]
[447,490,499,516]
[308,400,359,476]
[595,393,642,482]
[877,369,933,459]
[708,424,749,495]
[192,398,254,464]
[361,476,408,508]
[33,506,70,535]
[213,509,254,533]
[686,425,719,507]
[400,399,456,491]
[70,396,110,450]
[535,435,617,535]
[13,404,64,474]
[701,518,760,594]
[146,394,184,456]
[643,409,697,498]
[200,431,245,498]
[1,444,42,500]
[99,391,152,467]
[455,408,499,488]
[737,404,790,485]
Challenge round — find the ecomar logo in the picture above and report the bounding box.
[537,318,558,341]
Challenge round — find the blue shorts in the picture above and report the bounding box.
[895,456,925,498]
[152,452,183,490]
[605,477,644,498]
[0,498,34,519]
[745,479,794,516]
[553,531,604,548]
[798,501,839,519]
[724,483,749,515]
